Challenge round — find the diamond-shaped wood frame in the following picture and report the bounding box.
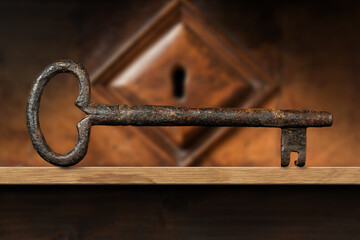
[91,0,277,166]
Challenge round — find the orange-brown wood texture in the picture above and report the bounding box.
[0,0,359,166]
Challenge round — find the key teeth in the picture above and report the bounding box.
[281,128,307,167]
[281,150,290,167]
[281,161,290,167]
[295,160,305,167]
[294,150,306,167]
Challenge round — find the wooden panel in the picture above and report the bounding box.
[92,0,276,166]
[0,185,359,239]
[0,167,360,184]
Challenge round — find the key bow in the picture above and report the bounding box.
[26,60,92,166]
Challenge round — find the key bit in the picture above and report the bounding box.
[281,128,306,167]
[26,60,333,167]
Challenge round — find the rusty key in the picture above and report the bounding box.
[26,60,333,167]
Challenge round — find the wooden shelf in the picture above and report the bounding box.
[0,167,359,184]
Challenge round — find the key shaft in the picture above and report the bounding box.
[84,104,333,128]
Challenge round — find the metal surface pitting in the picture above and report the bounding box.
[26,60,333,167]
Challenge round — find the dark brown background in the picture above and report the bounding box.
[1,185,359,239]
[0,0,359,166]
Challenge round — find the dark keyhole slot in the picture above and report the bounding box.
[172,66,186,99]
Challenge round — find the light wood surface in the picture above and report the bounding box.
[0,167,359,184]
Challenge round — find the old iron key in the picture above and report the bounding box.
[27,60,333,167]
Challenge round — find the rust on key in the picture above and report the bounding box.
[26,60,333,167]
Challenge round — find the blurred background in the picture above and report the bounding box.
[0,0,359,166]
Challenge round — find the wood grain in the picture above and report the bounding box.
[1,185,360,239]
[0,167,359,184]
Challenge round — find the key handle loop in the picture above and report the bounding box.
[26,60,91,167]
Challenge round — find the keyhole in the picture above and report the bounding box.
[172,65,186,99]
